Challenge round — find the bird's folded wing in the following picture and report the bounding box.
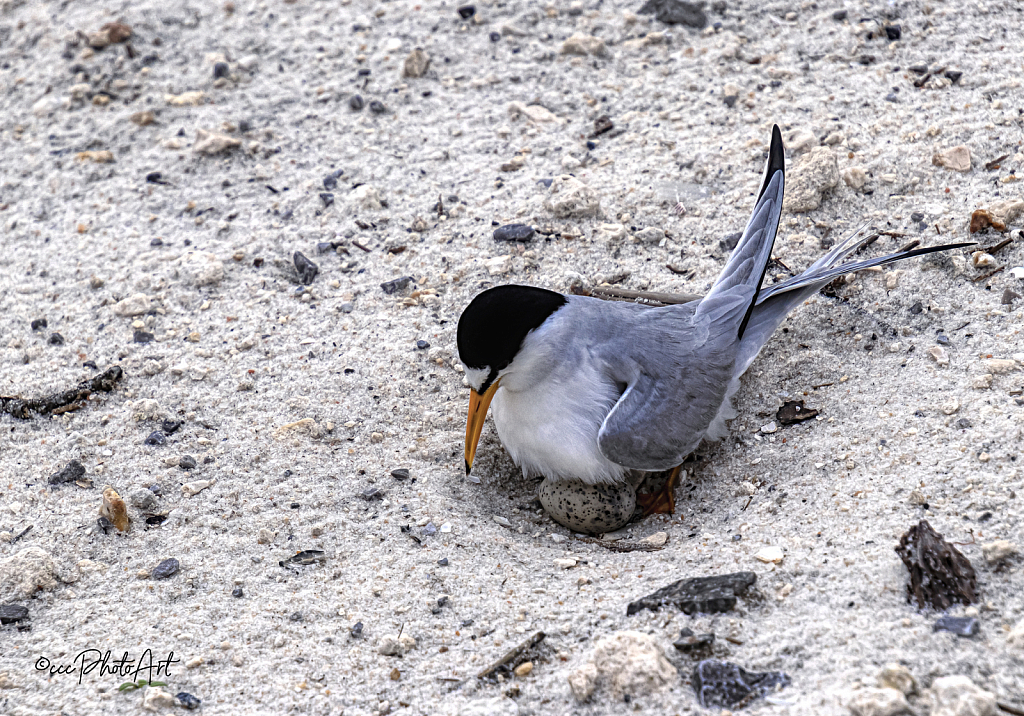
[596,311,735,472]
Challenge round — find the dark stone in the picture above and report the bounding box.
[319,192,335,207]
[179,455,197,470]
[83,360,97,369]
[909,301,923,315]
[316,242,335,254]
[161,419,183,434]
[133,330,155,343]
[145,514,168,526]
[637,0,707,28]
[933,616,979,637]
[294,251,319,285]
[909,64,928,74]
[592,115,614,136]
[416,340,430,350]
[859,54,877,65]
[719,232,742,251]
[0,604,30,624]
[895,520,977,610]
[150,238,164,247]
[239,119,252,132]
[203,456,215,464]
[884,25,901,40]
[146,171,169,185]
[936,335,950,346]
[586,140,596,151]
[49,460,85,485]
[391,468,411,480]
[349,94,364,111]
[290,611,303,621]
[884,92,899,103]
[280,550,326,567]
[776,399,819,425]
[213,61,230,78]
[438,557,449,566]
[232,586,243,598]
[954,418,972,430]
[457,4,476,19]
[253,257,264,267]
[144,431,166,446]
[31,318,47,331]
[176,692,201,710]
[97,516,113,534]
[493,223,535,242]
[489,31,500,42]
[944,69,962,84]
[369,100,387,114]
[152,558,180,580]
[692,660,790,708]
[911,212,925,222]
[380,276,414,294]
[350,621,364,638]
[626,571,757,616]
[673,628,715,653]
[361,487,384,500]
[149,484,162,495]
[48,333,65,346]
[1002,288,1021,305]
[832,9,848,20]
[723,94,738,108]
[537,178,553,188]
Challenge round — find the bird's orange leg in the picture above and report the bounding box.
[635,464,683,516]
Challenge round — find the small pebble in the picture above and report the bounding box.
[416,340,430,350]
[361,487,384,500]
[933,616,979,637]
[380,276,414,294]
[176,692,201,710]
[369,100,387,114]
[391,468,411,480]
[133,330,155,343]
[179,455,198,470]
[290,612,303,622]
[294,251,319,285]
[150,238,164,247]
[349,95,364,111]
[884,25,901,41]
[489,31,501,42]
[145,431,166,446]
[493,223,535,242]
[162,419,183,434]
[319,192,334,207]
[152,558,180,580]
[351,621,364,638]
[49,459,85,485]
[231,586,244,598]
[0,604,29,625]
[48,333,65,345]
[437,557,449,566]
[30,318,47,331]
[213,61,230,79]
[457,4,476,19]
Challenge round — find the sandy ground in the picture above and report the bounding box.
[1,0,1022,714]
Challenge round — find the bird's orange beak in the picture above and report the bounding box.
[464,379,501,475]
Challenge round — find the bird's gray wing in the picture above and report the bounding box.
[595,306,736,472]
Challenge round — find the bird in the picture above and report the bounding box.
[457,124,971,534]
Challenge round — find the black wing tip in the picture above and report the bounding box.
[757,124,785,202]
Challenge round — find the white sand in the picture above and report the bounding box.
[0,0,1022,714]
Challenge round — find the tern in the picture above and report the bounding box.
[457,125,969,533]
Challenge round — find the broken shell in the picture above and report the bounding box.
[100,488,130,531]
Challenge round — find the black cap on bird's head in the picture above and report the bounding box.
[457,284,568,474]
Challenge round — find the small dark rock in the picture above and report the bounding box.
[48,333,65,346]
[673,627,715,653]
[144,431,167,446]
[438,557,449,566]
[391,468,411,480]
[293,251,319,285]
[909,301,924,315]
[149,484,162,495]
[537,178,553,188]
[723,94,738,109]
[720,232,742,251]
[290,611,303,622]
[884,25,901,41]
[859,54,877,65]
[586,140,597,151]
[83,360,98,369]
[0,604,30,625]
[316,242,335,254]
[357,68,372,77]
[911,211,925,222]
[909,64,929,74]
[349,94,365,111]
[30,318,47,331]
[203,456,214,465]
[253,257,264,267]
[884,92,899,103]
[97,516,113,534]
[592,115,614,137]
[232,586,244,598]
[178,455,198,470]
[954,418,972,430]
[238,119,252,132]
[152,558,180,580]
[323,176,337,191]
[776,399,819,425]
[146,171,169,185]
[1001,288,1021,305]
[369,100,387,114]
[489,31,501,42]
[49,459,86,485]
[493,223,535,242]
[133,330,155,343]
[692,660,790,708]
[416,340,430,350]
[176,692,201,710]
[161,419,183,434]
[638,0,707,28]
[319,192,335,208]
[380,276,414,294]
[895,520,977,610]
[944,69,962,83]
[934,616,979,637]
[150,238,164,247]
[213,61,230,78]
[457,4,476,19]
[350,621,364,638]
[832,9,848,21]
[936,335,950,346]
[361,487,384,500]
[626,571,756,616]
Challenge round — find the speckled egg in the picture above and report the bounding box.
[538,478,636,534]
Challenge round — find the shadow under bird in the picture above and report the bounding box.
[457,125,971,535]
